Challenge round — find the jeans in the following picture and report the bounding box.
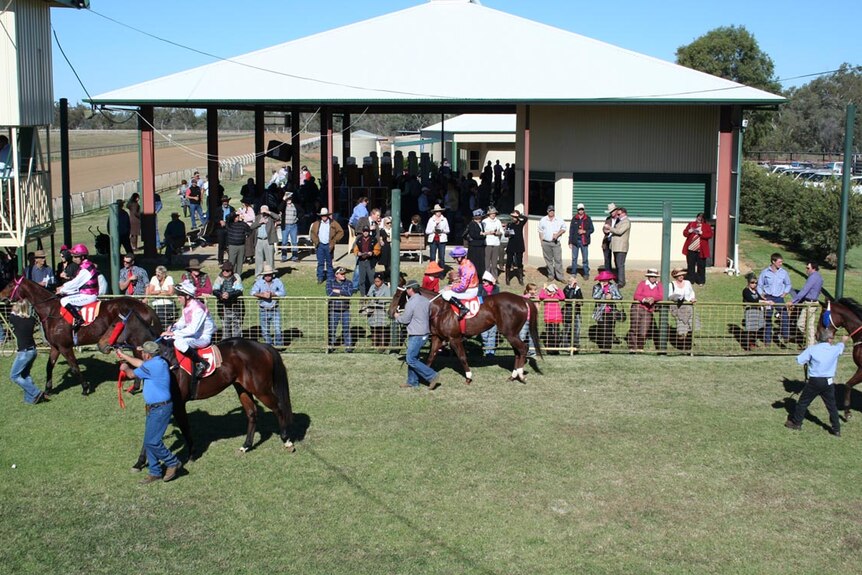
[260,308,282,346]
[281,223,298,260]
[571,244,589,277]
[519,322,536,356]
[790,377,840,433]
[429,241,446,265]
[352,256,361,292]
[481,326,498,355]
[189,203,206,229]
[10,348,40,403]
[144,402,180,477]
[328,309,352,349]
[316,244,334,282]
[764,295,790,343]
[406,334,438,386]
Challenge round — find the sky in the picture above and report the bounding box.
[48,0,860,105]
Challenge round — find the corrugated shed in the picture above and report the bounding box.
[0,0,54,126]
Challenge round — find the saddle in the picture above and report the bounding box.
[60,301,101,327]
[174,346,221,379]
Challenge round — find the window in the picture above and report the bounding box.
[468,150,480,172]
[528,172,555,216]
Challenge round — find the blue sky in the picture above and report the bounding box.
[50,0,859,104]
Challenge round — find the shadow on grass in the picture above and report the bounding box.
[50,354,118,396]
[772,378,862,430]
[169,408,311,460]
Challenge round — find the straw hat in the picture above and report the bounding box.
[645,268,660,277]
[671,267,687,279]
[257,264,276,277]
[431,204,444,212]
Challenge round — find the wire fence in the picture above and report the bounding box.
[0,297,819,357]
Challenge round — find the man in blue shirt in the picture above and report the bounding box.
[786,331,849,437]
[790,261,824,346]
[117,341,183,483]
[326,267,354,353]
[252,264,286,347]
[757,252,793,345]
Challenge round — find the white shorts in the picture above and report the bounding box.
[440,287,478,301]
[173,335,212,353]
[60,293,98,308]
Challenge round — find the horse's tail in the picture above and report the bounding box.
[269,347,294,425]
[528,299,544,359]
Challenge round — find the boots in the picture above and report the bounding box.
[452,298,470,320]
[64,304,84,329]
[185,347,210,378]
[505,265,512,286]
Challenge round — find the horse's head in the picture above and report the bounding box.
[0,276,23,303]
[388,286,408,319]
[98,310,159,354]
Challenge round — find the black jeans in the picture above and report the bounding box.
[791,377,840,432]
[613,251,627,286]
[686,249,706,285]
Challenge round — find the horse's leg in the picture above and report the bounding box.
[172,399,195,461]
[449,337,473,385]
[235,384,259,452]
[59,348,89,396]
[842,368,862,419]
[254,391,296,452]
[45,347,61,394]
[426,335,443,367]
[503,331,528,383]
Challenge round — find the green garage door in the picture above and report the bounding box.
[572,173,710,219]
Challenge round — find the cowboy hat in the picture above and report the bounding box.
[334,266,347,275]
[318,208,331,217]
[487,207,498,215]
[645,268,660,277]
[186,258,201,271]
[671,267,687,279]
[425,261,444,274]
[404,280,420,290]
[545,283,558,292]
[431,204,444,212]
[606,203,618,214]
[33,250,46,258]
[595,270,616,281]
[257,264,276,277]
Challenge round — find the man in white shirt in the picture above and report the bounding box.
[482,207,503,279]
[537,205,566,281]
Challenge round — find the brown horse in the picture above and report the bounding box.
[388,287,542,384]
[817,298,862,418]
[99,311,295,466]
[0,277,162,395]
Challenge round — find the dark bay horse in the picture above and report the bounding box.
[0,277,162,395]
[817,298,862,418]
[99,311,295,466]
[388,287,542,384]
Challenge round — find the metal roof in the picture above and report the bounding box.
[421,114,516,135]
[90,0,785,108]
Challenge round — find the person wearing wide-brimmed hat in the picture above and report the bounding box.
[310,207,345,284]
[326,266,354,353]
[162,280,217,378]
[504,209,528,286]
[422,260,444,292]
[538,205,567,282]
[250,204,279,277]
[212,261,244,339]
[394,280,441,390]
[25,249,55,290]
[352,226,381,297]
[252,264,285,347]
[425,204,450,266]
[179,258,213,297]
[482,207,503,280]
[466,208,487,279]
[441,246,479,319]
[628,268,663,352]
[592,270,622,352]
[668,267,697,349]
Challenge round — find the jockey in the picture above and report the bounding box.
[440,245,479,319]
[161,280,217,377]
[56,244,99,329]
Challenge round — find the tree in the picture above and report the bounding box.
[676,26,782,150]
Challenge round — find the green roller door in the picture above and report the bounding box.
[572,173,710,219]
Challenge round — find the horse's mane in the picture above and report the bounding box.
[836,298,862,321]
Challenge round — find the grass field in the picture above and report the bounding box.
[1,352,860,574]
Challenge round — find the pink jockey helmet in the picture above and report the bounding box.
[69,244,89,256]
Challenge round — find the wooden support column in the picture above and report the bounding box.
[320,107,333,211]
[291,109,301,187]
[713,106,735,268]
[138,105,157,257]
[255,106,265,191]
[342,112,351,168]
[523,105,532,262]
[206,107,220,226]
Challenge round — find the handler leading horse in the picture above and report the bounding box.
[817,298,862,418]
[389,286,541,384]
[99,311,295,466]
[0,277,161,395]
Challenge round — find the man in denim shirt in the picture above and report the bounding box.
[251,264,285,347]
[757,252,792,345]
[326,267,354,353]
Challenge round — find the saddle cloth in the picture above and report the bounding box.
[60,301,101,327]
[174,346,222,378]
[449,296,482,319]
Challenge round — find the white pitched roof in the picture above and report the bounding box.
[91,0,784,106]
[422,114,516,135]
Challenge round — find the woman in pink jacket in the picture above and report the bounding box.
[629,268,663,352]
[539,283,565,352]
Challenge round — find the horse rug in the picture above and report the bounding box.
[175,345,222,378]
[59,301,101,327]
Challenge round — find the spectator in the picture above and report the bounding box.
[186,177,205,229]
[668,267,696,350]
[466,208,487,280]
[127,193,142,251]
[742,272,766,351]
[480,271,500,356]
[757,252,792,346]
[180,259,213,297]
[24,249,55,290]
[790,261,824,346]
[629,268,663,352]
[225,212,250,274]
[422,260,443,293]
[365,272,390,351]
[56,244,78,287]
[326,267,354,353]
[177,179,190,218]
[310,208,344,284]
[609,207,631,288]
[212,262,244,340]
[425,204,449,266]
[682,212,713,285]
[482,207,503,280]
[163,213,187,265]
[240,177,256,206]
[563,275,584,351]
[251,264,285,347]
[539,282,564,353]
[568,203,595,278]
[592,269,623,353]
[393,279,441,390]
[237,199,257,264]
[348,196,369,232]
[378,216,394,277]
[146,265,176,327]
[9,299,48,404]
[504,210,527,286]
[601,203,617,273]
[215,195,236,265]
[352,226,380,297]
[279,190,299,262]
[250,205,278,277]
[407,214,423,235]
[537,205,566,282]
[519,283,539,358]
[118,253,149,296]
[113,200,134,254]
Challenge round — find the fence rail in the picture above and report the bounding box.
[0,298,819,358]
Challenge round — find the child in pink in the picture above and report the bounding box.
[539,283,564,351]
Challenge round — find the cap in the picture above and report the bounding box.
[334,266,347,275]
[546,205,555,212]
[404,280,420,290]
[137,341,160,355]
[576,203,585,210]
[186,258,201,271]
[472,209,485,218]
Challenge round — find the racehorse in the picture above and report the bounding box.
[388,287,542,384]
[817,298,862,418]
[98,311,295,466]
[0,277,162,395]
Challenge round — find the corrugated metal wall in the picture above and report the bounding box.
[529,105,719,175]
[0,0,54,127]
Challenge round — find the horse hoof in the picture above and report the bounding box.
[507,376,515,382]
[284,440,296,452]
[81,388,91,396]
[238,446,249,453]
[464,378,472,385]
